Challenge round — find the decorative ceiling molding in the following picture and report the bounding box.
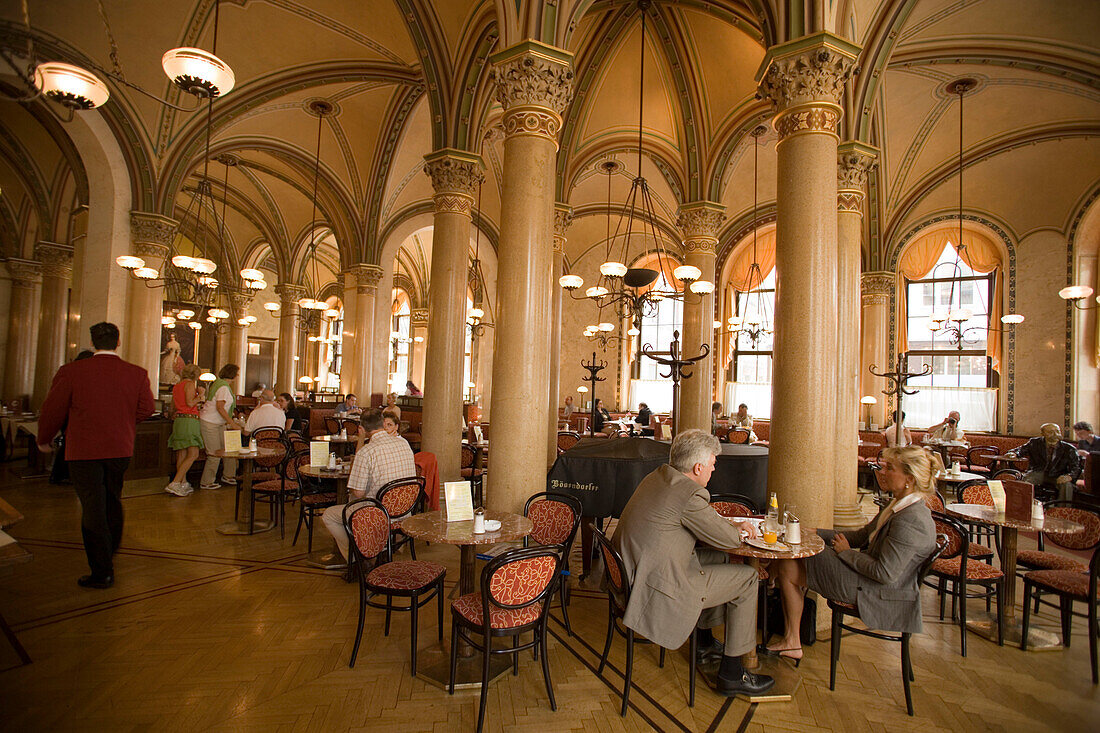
[889,39,1100,91]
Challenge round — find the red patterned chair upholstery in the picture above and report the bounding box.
[460,443,484,505]
[1021,542,1100,684]
[592,524,697,716]
[1018,502,1098,575]
[239,432,287,491]
[923,491,994,562]
[377,476,426,559]
[928,512,1005,656]
[829,533,949,717]
[727,428,750,444]
[449,546,561,733]
[964,435,1029,474]
[752,419,770,444]
[556,430,581,455]
[343,498,445,675]
[709,493,758,518]
[524,492,582,635]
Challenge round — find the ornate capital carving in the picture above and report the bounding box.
[228,291,254,319]
[677,202,726,240]
[861,271,895,305]
[837,142,879,192]
[274,283,308,307]
[837,191,865,213]
[6,258,42,289]
[34,241,74,280]
[501,108,563,146]
[129,211,177,247]
[431,193,475,216]
[757,33,859,112]
[423,150,484,197]
[490,41,574,117]
[553,204,573,253]
[411,308,429,326]
[353,264,384,293]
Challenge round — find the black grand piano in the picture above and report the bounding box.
[547,437,769,574]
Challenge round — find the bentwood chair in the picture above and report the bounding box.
[246,428,287,484]
[923,491,994,563]
[523,492,582,635]
[343,498,445,675]
[460,443,484,505]
[377,476,426,559]
[829,533,948,716]
[1017,502,1100,613]
[1021,536,1100,683]
[292,451,336,552]
[959,483,1000,551]
[251,447,302,537]
[449,546,562,733]
[709,493,758,517]
[592,525,697,716]
[324,416,341,434]
[928,512,1005,656]
[556,431,581,455]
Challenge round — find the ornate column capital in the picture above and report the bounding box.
[227,290,255,320]
[861,271,895,305]
[677,202,726,256]
[411,308,429,327]
[274,283,308,307]
[6,258,43,289]
[757,32,859,142]
[553,204,573,253]
[129,211,177,261]
[423,149,484,216]
[34,241,74,280]
[352,263,384,293]
[837,141,879,212]
[490,41,574,147]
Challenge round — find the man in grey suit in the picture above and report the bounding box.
[613,429,775,696]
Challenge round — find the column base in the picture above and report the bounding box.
[832,502,866,531]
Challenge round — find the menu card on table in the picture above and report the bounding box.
[1004,481,1034,522]
[223,430,242,454]
[310,441,328,468]
[473,425,483,443]
[986,480,1006,513]
[444,481,474,522]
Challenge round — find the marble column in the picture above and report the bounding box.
[0,261,12,393]
[834,143,878,530]
[274,284,307,393]
[410,308,428,389]
[758,33,858,531]
[487,42,573,513]
[33,242,74,407]
[422,150,484,483]
[227,291,253,392]
[860,272,894,427]
[354,264,383,399]
[128,212,176,384]
[340,270,359,395]
[676,202,726,433]
[3,259,42,404]
[372,266,395,401]
[548,204,572,464]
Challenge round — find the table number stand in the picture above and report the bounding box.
[641,330,709,436]
[581,352,607,437]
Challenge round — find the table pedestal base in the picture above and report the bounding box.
[697,655,801,702]
[303,548,346,570]
[416,642,513,690]
[965,613,1063,651]
[216,519,275,535]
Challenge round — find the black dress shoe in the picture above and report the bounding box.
[716,670,775,697]
[694,639,724,665]
[77,574,113,589]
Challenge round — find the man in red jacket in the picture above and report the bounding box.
[38,322,156,589]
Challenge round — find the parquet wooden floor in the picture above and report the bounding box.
[1,467,1097,731]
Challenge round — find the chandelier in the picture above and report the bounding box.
[7,0,234,120]
[559,0,712,333]
[926,79,1023,345]
[263,100,340,333]
[723,125,773,348]
[467,179,495,337]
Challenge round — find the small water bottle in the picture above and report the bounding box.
[249,436,258,452]
[327,452,336,469]
[473,507,486,534]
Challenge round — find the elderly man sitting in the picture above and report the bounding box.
[926,411,965,442]
[1018,423,1082,501]
[244,389,288,434]
[612,429,774,697]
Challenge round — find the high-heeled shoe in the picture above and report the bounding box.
[755,643,803,667]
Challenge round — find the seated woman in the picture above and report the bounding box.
[881,410,913,447]
[764,445,937,664]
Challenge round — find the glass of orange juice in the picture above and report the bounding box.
[762,528,778,544]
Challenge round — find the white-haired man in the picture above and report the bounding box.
[612,429,774,697]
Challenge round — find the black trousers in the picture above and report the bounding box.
[69,457,131,578]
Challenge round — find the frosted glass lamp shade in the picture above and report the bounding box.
[33,62,109,109]
[162,48,235,97]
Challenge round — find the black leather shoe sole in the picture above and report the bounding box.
[77,575,113,589]
[716,672,776,697]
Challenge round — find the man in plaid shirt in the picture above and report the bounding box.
[321,407,415,562]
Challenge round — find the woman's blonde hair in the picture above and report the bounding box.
[880,445,935,495]
[180,364,202,381]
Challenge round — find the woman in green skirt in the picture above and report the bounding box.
[166,363,204,496]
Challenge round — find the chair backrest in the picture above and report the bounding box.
[709,493,758,517]
[324,416,342,434]
[931,512,969,564]
[377,476,426,519]
[343,497,392,563]
[556,431,580,454]
[992,468,1023,480]
[255,436,287,469]
[285,450,310,482]
[592,524,630,607]
[480,546,560,619]
[966,445,998,468]
[610,429,630,439]
[342,419,361,437]
[1042,501,1100,552]
[460,443,477,469]
[923,490,946,513]
[961,483,993,506]
[251,426,285,443]
[288,435,309,454]
[917,533,951,583]
[524,492,582,548]
[727,428,750,444]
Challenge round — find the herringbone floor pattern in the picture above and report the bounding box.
[1,470,1097,731]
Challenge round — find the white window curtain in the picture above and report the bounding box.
[629,379,673,413]
[725,382,772,419]
[904,386,996,432]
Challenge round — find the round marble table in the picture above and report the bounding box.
[945,503,1083,648]
[213,446,282,535]
[727,530,827,562]
[934,469,984,499]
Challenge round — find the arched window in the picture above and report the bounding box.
[629,261,683,412]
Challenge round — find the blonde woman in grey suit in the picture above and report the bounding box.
[764,446,937,664]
